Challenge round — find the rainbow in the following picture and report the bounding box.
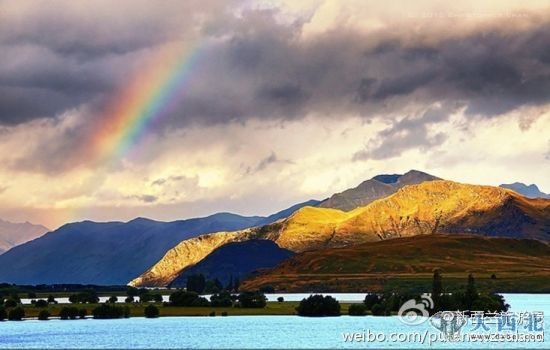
[53,41,205,227]
[89,41,203,165]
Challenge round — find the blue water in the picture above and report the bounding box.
[1,294,548,348]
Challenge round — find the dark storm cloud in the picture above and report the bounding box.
[2,6,549,127]
[1,3,550,169]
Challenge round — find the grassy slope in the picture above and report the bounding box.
[242,234,550,293]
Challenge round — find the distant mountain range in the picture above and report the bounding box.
[318,170,439,211]
[0,201,315,285]
[3,170,550,288]
[500,182,550,199]
[168,240,295,287]
[241,235,550,292]
[0,219,49,255]
[131,179,550,287]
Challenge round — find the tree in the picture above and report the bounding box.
[169,290,210,307]
[234,277,240,292]
[296,294,340,317]
[125,296,135,303]
[348,304,367,316]
[27,292,37,299]
[277,297,284,303]
[210,292,233,307]
[226,276,234,291]
[69,290,99,304]
[0,307,6,321]
[47,295,57,304]
[464,274,478,310]
[92,304,128,319]
[237,292,267,308]
[371,303,387,316]
[108,295,118,304]
[186,274,206,294]
[144,304,160,318]
[364,294,381,310]
[126,286,139,297]
[153,294,163,303]
[38,310,50,321]
[8,307,25,321]
[139,293,153,303]
[59,307,79,320]
[432,270,442,303]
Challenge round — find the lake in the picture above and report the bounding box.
[3,294,548,348]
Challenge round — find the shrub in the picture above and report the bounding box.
[144,304,159,318]
[209,311,216,317]
[59,307,79,320]
[78,308,87,319]
[296,294,340,317]
[38,310,50,321]
[8,307,25,321]
[4,298,17,308]
[153,294,163,303]
[190,297,210,307]
[125,296,135,303]
[34,299,48,308]
[0,307,6,321]
[277,297,284,303]
[92,304,129,319]
[364,294,381,310]
[139,293,154,303]
[69,290,99,304]
[27,292,37,299]
[237,292,267,308]
[348,304,367,316]
[169,291,210,307]
[371,303,387,316]
[47,295,57,304]
[108,296,118,304]
[210,292,233,307]
[221,311,228,316]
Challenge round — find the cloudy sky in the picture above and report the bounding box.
[1,0,549,228]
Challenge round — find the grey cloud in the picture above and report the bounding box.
[1,4,550,173]
[255,152,293,172]
[2,7,550,128]
[353,107,451,161]
[129,194,158,203]
[151,175,187,187]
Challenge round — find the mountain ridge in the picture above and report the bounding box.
[500,182,550,199]
[132,179,550,287]
[0,219,49,255]
[0,202,316,285]
[318,169,440,211]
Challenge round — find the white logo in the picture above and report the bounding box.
[397,294,434,325]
